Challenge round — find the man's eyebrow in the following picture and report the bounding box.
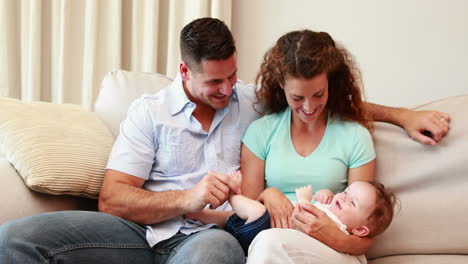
[228,69,237,78]
[205,78,222,84]
[204,69,237,84]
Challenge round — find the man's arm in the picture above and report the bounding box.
[98,169,239,225]
[365,102,450,145]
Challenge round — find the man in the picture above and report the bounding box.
[0,17,449,263]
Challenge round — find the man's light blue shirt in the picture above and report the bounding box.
[106,74,259,247]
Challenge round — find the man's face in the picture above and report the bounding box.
[328,181,377,231]
[181,54,237,110]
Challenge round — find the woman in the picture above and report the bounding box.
[241,30,376,260]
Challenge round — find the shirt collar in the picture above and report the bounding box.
[167,73,239,116]
[167,74,192,116]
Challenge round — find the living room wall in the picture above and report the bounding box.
[231,0,468,107]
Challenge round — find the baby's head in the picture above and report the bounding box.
[328,181,396,237]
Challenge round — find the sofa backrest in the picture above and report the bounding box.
[368,95,468,259]
[94,70,173,137]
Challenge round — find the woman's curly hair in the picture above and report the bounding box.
[255,30,373,131]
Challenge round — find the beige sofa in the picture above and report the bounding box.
[1,70,467,263]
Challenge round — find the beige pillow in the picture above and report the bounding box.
[94,70,173,137]
[0,97,114,199]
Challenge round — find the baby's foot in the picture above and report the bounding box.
[296,185,313,204]
[228,171,242,194]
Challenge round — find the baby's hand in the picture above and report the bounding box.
[313,189,334,204]
[295,185,313,204]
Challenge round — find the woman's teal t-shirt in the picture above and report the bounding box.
[242,107,375,202]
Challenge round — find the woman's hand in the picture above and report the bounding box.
[291,202,335,235]
[313,189,334,204]
[260,187,294,228]
[291,202,373,255]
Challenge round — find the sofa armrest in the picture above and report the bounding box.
[0,153,97,225]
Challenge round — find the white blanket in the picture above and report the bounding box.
[247,228,366,264]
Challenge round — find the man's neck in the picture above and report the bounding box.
[192,105,215,133]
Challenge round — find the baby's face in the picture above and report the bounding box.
[328,181,376,230]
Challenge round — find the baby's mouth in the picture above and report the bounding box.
[335,200,341,210]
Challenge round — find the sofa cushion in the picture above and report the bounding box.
[0,97,114,199]
[94,70,173,137]
[368,95,468,259]
[368,254,468,264]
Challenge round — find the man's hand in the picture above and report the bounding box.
[185,171,241,212]
[365,102,450,146]
[400,110,450,145]
[313,189,334,204]
[260,187,294,228]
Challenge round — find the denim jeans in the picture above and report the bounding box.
[225,211,271,255]
[0,211,245,264]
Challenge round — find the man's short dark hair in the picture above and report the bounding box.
[180,17,236,72]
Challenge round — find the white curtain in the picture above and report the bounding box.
[0,0,232,109]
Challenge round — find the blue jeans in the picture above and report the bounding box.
[225,211,271,255]
[0,211,245,264]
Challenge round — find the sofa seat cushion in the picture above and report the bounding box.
[369,254,468,264]
[0,97,114,199]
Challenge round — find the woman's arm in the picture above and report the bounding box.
[348,160,376,184]
[240,144,265,199]
[240,144,294,228]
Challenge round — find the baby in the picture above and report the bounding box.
[185,172,396,255]
[295,181,395,237]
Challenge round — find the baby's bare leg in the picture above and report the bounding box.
[228,171,266,224]
[295,185,313,204]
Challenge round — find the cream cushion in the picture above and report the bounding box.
[0,97,114,199]
[368,95,468,261]
[94,70,173,137]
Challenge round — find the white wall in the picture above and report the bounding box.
[232,0,468,107]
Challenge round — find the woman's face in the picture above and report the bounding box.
[282,72,329,125]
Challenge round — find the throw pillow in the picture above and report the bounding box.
[0,97,114,199]
[94,70,173,137]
